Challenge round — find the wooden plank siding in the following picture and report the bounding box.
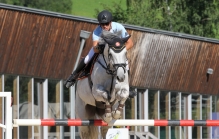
[1,4,219,95]
[0,8,96,79]
[129,32,219,95]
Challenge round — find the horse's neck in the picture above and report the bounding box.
[97,54,113,69]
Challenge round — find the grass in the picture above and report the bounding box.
[71,0,127,19]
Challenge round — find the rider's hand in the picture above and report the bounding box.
[94,44,105,53]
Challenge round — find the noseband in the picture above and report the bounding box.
[97,62,126,75]
[97,45,127,76]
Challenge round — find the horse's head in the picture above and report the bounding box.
[99,30,130,82]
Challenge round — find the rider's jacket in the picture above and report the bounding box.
[92,22,130,41]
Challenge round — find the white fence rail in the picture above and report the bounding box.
[0,92,12,139]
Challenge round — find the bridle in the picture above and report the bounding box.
[97,44,127,76]
[97,44,127,101]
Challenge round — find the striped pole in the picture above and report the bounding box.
[13,119,219,126]
[13,119,108,126]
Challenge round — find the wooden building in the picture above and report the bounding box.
[0,3,219,139]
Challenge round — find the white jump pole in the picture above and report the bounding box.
[13,119,154,126]
[0,92,12,139]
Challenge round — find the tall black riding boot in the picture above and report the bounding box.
[128,70,137,98]
[64,58,86,88]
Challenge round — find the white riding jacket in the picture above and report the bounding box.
[92,22,130,41]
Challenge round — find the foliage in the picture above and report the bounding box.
[168,0,219,38]
[101,0,219,39]
[94,1,128,23]
[72,0,126,18]
[2,0,219,38]
[0,0,72,14]
[98,0,168,29]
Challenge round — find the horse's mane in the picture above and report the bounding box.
[98,30,122,45]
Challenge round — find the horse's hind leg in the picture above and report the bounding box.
[101,126,112,139]
[76,93,99,139]
[79,126,99,139]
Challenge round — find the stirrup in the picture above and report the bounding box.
[65,80,76,88]
[64,73,79,88]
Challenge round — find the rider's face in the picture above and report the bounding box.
[100,22,111,31]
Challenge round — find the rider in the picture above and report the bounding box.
[65,10,137,98]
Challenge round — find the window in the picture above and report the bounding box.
[148,90,159,137]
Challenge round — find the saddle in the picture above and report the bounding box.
[77,53,117,109]
[77,53,99,80]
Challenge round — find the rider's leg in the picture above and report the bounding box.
[65,48,95,88]
[64,58,86,87]
[84,48,95,65]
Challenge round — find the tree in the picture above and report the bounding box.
[169,0,219,38]
[100,0,219,39]
[29,0,72,14]
[97,0,166,30]
[0,0,72,14]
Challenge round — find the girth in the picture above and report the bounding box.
[88,75,117,109]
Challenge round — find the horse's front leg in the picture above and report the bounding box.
[112,84,129,119]
[94,85,112,123]
[103,101,113,123]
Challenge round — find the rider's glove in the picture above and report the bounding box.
[94,44,105,53]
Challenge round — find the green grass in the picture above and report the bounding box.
[71,0,127,19]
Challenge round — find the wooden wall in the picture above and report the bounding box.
[0,8,96,79]
[129,32,219,95]
[1,4,219,95]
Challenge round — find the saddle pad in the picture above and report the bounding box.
[77,53,99,80]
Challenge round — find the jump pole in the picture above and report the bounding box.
[13,119,219,127]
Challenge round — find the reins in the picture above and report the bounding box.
[97,53,115,101]
[96,46,127,101]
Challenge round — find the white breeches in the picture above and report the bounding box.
[84,47,95,64]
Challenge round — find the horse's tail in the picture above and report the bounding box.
[90,126,99,139]
[79,126,99,139]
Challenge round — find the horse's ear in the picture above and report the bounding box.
[122,35,131,43]
[103,38,114,45]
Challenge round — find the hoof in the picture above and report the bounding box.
[103,113,112,123]
[112,110,121,119]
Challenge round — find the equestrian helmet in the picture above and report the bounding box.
[97,10,112,23]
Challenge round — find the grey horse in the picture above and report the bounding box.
[76,30,130,139]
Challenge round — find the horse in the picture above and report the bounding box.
[75,30,130,139]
